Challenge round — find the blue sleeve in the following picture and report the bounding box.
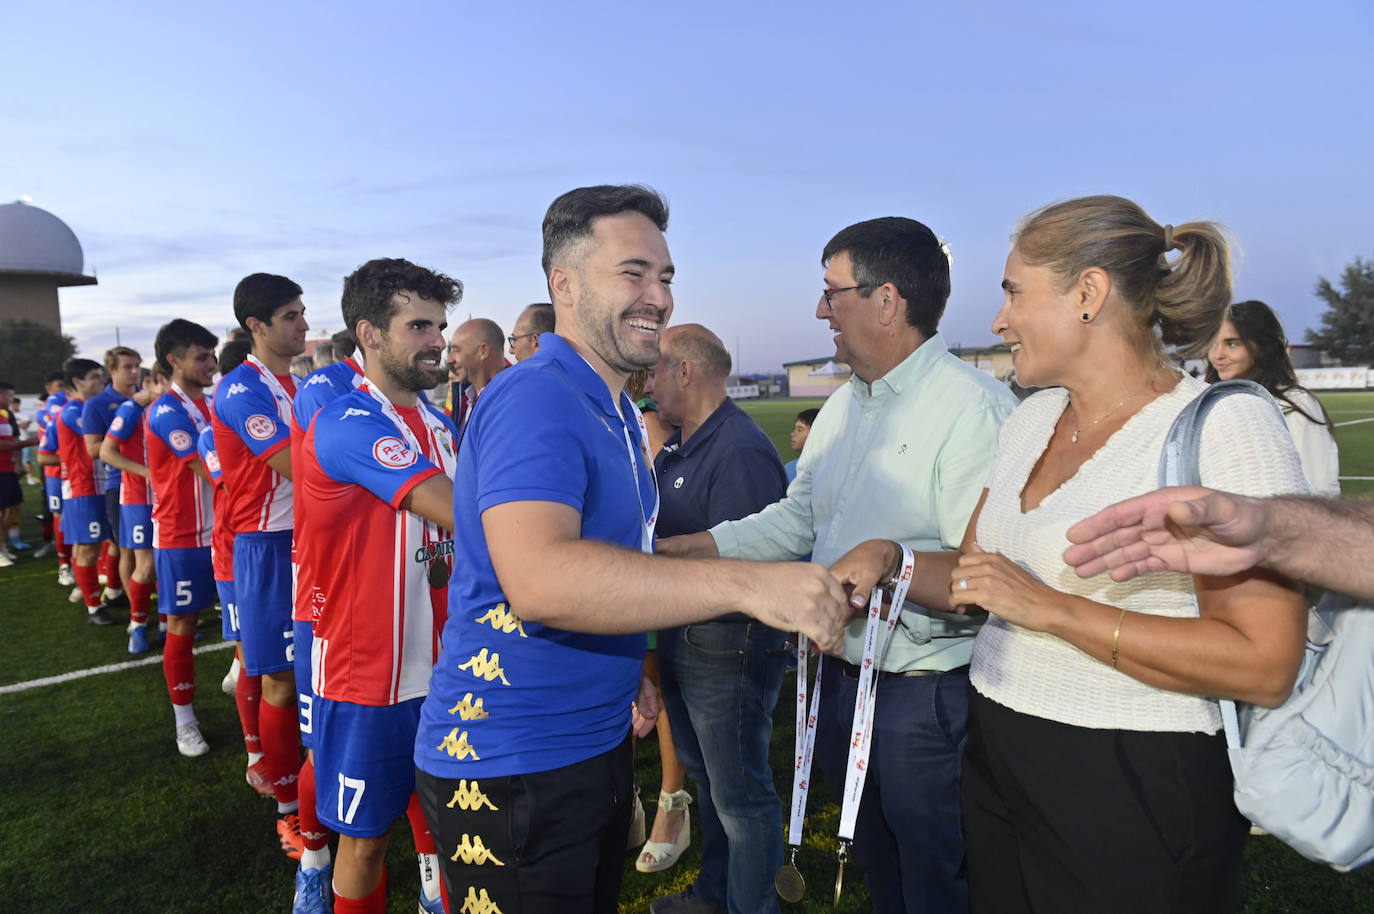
[81,395,111,437]
[60,404,83,437]
[108,401,141,443]
[313,403,440,506]
[292,372,336,431]
[215,374,290,458]
[470,370,588,515]
[196,427,222,482]
[148,402,201,461]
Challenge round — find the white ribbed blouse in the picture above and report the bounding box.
[1281,387,1340,496]
[970,374,1310,732]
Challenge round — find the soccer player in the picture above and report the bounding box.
[38,371,73,581]
[99,365,168,652]
[0,381,39,567]
[56,358,120,624]
[297,258,461,914]
[83,347,142,605]
[212,273,312,862]
[146,319,220,757]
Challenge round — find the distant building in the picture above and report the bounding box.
[951,343,1014,382]
[0,200,97,333]
[783,356,851,398]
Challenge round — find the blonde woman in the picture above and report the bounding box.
[832,196,1310,913]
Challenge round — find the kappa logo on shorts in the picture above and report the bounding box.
[446,780,497,811]
[223,382,250,397]
[372,436,416,468]
[245,414,277,441]
[450,834,504,867]
[457,887,504,914]
[110,416,124,432]
[169,429,193,451]
[341,408,371,419]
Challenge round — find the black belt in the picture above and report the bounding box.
[835,660,969,680]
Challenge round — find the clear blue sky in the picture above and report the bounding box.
[3,0,1370,373]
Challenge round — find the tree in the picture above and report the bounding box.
[1305,256,1374,365]
[0,319,77,392]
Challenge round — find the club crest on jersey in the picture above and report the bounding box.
[372,436,416,468]
[205,450,221,472]
[341,408,371,419]
[169,429,193,451]
[110,416,124,432]
[245,414,277,441]
[224,382,250,397]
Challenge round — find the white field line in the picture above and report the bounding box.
[1335,416,1374,428]
[0,640,234,695]
[1341,477,1374,481]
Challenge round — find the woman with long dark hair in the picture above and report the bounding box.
[1206,300,1340,494]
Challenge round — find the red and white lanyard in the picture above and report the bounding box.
[169,383,209,435]
[243,354,295,423]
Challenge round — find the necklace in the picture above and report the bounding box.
[1068,386,1146,443]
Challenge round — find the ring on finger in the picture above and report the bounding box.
[958,576,970,591]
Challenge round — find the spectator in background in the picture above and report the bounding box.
[784,408,818,484]
[1206,300,1340,495]
[508,302,555,362]
[291,355,315,380]
[0,382,40,565]
[313,340,336,370]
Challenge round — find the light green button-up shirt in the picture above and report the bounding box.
[710,332,1018,672]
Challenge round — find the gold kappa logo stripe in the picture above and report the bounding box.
[459,887,504,914]
[477,602,527,638]
[445,779,497,812]
[458,648,510,685]
[450,833,505,866]
[448,692,490,720]
[437,728,481,761]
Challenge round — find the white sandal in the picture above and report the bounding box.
[635,788,692,873]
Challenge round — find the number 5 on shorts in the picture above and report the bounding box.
[338,774,366,824]
[176,580,193,607]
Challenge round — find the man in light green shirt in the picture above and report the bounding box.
[661,217,1015,914]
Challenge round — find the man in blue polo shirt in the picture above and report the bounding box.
[645,323,790,914]
[413,184,852,914]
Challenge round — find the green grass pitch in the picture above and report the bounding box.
[2,392,1373,912]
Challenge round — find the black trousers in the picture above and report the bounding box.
[416,733,634,914]
[962,689,1247,914]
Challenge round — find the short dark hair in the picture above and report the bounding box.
[341,259,463,336]
[523,302,556,334]
[821,217,951,338]
[796,408,820,427]
[233,273,303,330]
[218,338,253,375]
[63,358,103,386]
[45,370,65,385]
[154,319,219,375]
[541,185,669,278]
[0,381,14,393]
[331,328,357,359]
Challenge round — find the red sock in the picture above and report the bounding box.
[297,756,331,850]
[72,563,102,608]
[407,793,436,855]
[105,548,123,590]
[235,668,262,755]
[98,541,112,580]
[128,578,154,625]
[333,868,386,914]
[56,530,69,567]
[259,699,301,807]
[162,632,196,705]
[440,877,449,913]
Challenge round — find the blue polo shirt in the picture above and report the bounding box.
[415,333,654,779]
[83,384,128,490]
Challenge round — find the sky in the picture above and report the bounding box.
[2,0,1371,374]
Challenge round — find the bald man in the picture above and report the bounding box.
[508,303,555,362]
[448,318,507,399]
[645,324,791,914]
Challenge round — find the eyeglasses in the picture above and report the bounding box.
[507,332,538,347]
[821,285,872,308]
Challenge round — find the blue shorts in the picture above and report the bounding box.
[295,619,317,749]
[153,546,215,615]
[119,504,153,550]
[217,579,240,641]
[315,697,423,837]
[44,476,62,514]
[234,530,294,676]
[61,494,111,545]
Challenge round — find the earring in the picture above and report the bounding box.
[1081,313,1091,322]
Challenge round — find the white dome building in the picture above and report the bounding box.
[0,200,97,332]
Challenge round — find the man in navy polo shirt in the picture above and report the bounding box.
[413,184,852,914]
[645,323,790,914]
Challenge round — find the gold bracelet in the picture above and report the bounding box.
[1111,607,1127,670]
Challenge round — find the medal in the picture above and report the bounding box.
[774,849,805,903]
[833,841,849,909]
[427,561,450,589]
